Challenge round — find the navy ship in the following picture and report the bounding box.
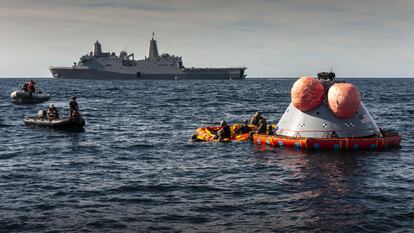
[50,34,247,80]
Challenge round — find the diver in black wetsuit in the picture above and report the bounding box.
[217,120,231,142]
[238,120,251,134]
[257,118,267,134]
[249,117,268,140]
[249,111,262,126]
[189,133,203,143]
[267,125,275,135]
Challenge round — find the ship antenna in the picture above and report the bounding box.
[152,32,155,40]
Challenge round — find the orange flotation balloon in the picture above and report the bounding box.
[328,83,361,118]
[291,76,324,112]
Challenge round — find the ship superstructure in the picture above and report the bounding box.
[50,34,246,80]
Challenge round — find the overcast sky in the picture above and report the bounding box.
[0,0,413,77]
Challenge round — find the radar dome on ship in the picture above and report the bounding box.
[291,76,324,112]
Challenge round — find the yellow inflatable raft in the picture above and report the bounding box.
[191,124,277,142]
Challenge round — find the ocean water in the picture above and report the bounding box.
[0,78,413,232]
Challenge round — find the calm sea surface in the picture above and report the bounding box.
[0,78,413,232]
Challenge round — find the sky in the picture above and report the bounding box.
[0,0,413,77]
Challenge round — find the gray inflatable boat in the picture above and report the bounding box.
[11,90,50,104]
[24,116,85,129]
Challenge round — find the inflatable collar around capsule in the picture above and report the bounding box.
[253,72,401,150]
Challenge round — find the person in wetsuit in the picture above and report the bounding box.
[188,133,203,143]
[217,120,231,142]
[249,117,268,139]
[257,118,267,134]
[249,111,262,126]
[238,120,251,134]
[69,96,79,117]
[267,125,275,135]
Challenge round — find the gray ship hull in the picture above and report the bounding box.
[50,67,246,80]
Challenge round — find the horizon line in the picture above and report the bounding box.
[1,76,414,79]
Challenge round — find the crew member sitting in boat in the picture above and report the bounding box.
[216,120,231,142]
[47,104,59,120]
[257,118,267,134]
[267,125,275,135]
[238,120,251,134]
[249,111,263,126]
[22,82,29,91]
[27,80,35,96]
[37,109,47,119]
[249,117,268,139]
[69,96,80,117]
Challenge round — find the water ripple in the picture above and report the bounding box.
[0,78,413,232]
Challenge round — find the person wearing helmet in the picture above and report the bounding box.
[69,96,79,117]
[47,104,59,120]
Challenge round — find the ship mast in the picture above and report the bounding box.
[148,32,159,59]
[94,40,102,57]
